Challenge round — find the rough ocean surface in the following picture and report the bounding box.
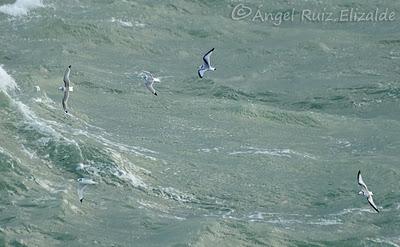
[0,0,400,246]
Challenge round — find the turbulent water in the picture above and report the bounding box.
[0,0,400,246]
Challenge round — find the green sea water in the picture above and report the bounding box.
[1,0,400,246]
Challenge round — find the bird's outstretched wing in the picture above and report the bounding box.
[77,183,87,203]
[62,91,69,113]
[77,178,97,203]
[203,48,214,67]
[367,196,379,213]
[63,66,71,87]
[357,170,368,191]
[198,68,206,78]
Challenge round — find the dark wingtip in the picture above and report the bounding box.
[370,203,379,213]
[68,65,71,68]
[80,198,83,203]
[211,48,215,51]
[154,92,158,96]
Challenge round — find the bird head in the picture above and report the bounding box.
[139,72,148,80]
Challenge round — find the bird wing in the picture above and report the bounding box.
[62,91,69,112]
[357,170,368,191]
[203,48,214,67]
[77,183,87,202]
[62,91,69,109]
[198,68,206,78]
[141,71,156,82]
[367,195,379,213]
[145,82,155,94]
[63,67,70,87]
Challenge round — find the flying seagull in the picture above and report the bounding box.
[77,178,97,203]
[141,71,160,96]
[198,48,216,78]
[60,65,72,113]
[357,170,379,213]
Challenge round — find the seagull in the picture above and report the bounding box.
[60,65,72,113]
[77,178,97,203]
[141,71,160,96]
[198,48,216,78]
[357,170,379,213]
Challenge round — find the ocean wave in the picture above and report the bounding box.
[0,146,21,169]
[367,238,400,247]
[32,93,57,110]
[291,82,400,116]
[0,65,19,94]
[231,103,322,127]
[152,187,196,204]
[0,0,43,17]
[0,66,148,189]
[1,66,194,207]
[201,209,343,227]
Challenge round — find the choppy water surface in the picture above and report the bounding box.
[0,0,400,246]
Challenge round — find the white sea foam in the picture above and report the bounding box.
[329,207,374,216]
[0,0,43,17]
[41,115,158,161]
[110,17,133,27]
[34,178,55,193]
[229,147,316,160]
[33,93,57,110]
[308,219,342,226]
[248,211,265,221]
[20,144,36,160]
[111,166,147,189]
[0,65,19,94]
[158,214,186,221]
[367,238,400,247]
[138,199,169,213]
[155,187,195,203]
[0,146,21,167]
[134,21,145,28]
[198,147,223,153]
[110,17,145,28]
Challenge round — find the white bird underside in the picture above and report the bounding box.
[357,170,379,213]
[59,86,73,92]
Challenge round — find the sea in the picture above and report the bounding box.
[0,0,400,246]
